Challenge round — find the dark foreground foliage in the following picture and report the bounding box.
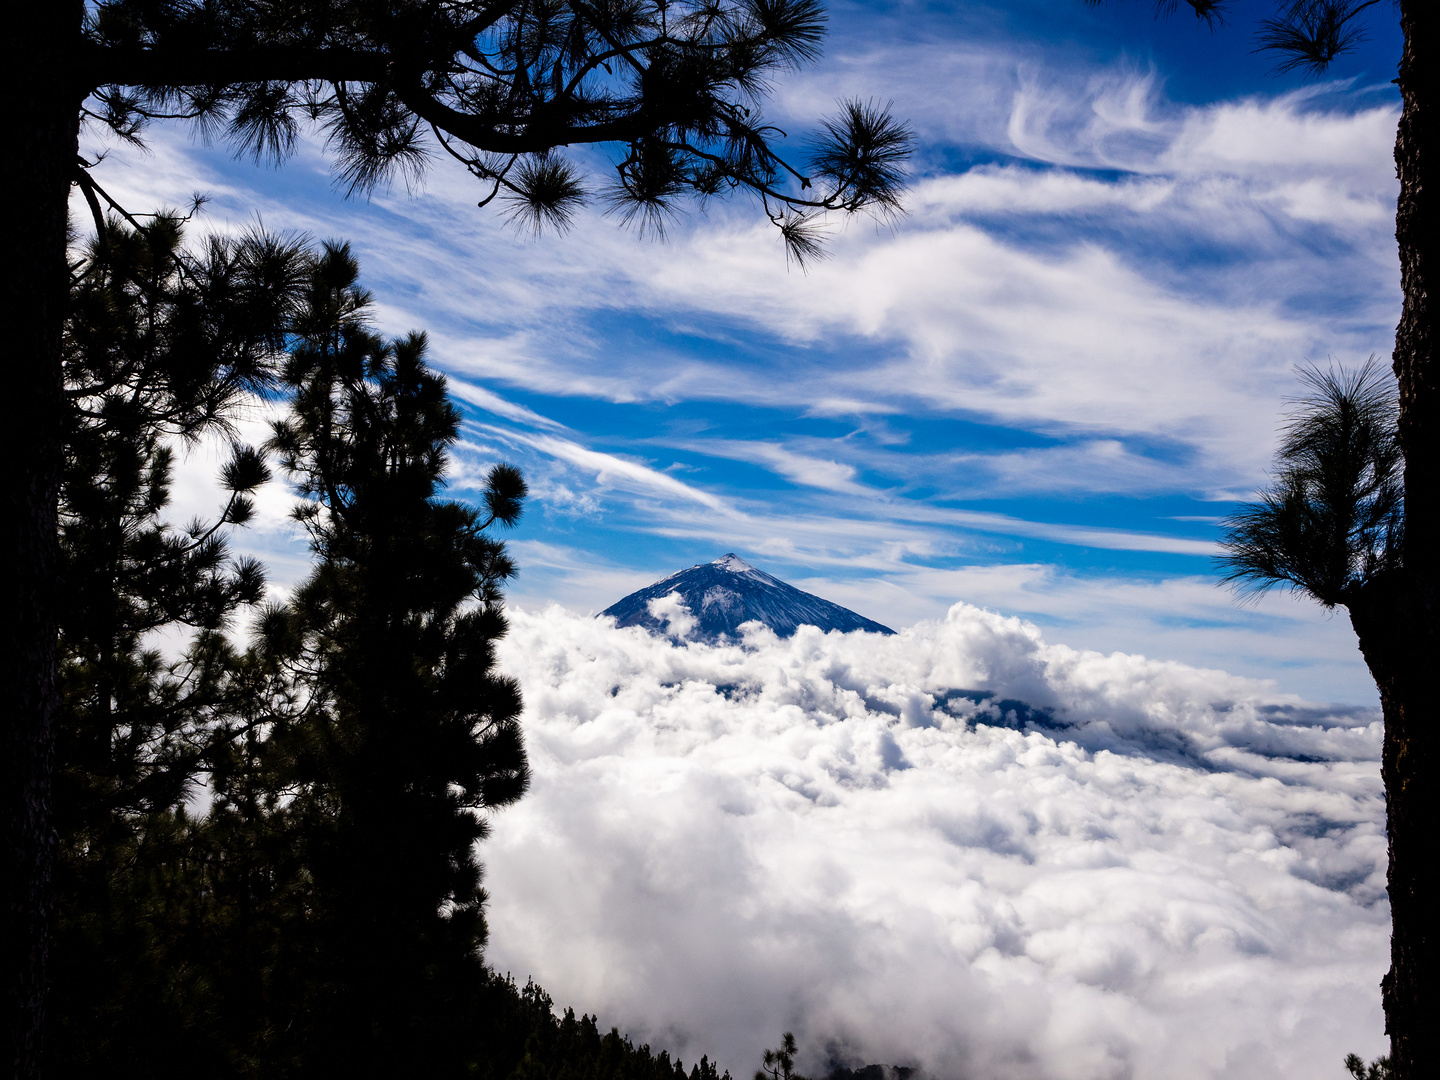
[478,978,732,1080]
[75,0,914,265]
[1219,360,1403,607]
[41,219,704,1078]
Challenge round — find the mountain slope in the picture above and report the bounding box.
[600,554,895,641]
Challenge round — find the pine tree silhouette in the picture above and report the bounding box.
[260,242,530,1074]
[47,227,743,1080]
[48,216,309,1075]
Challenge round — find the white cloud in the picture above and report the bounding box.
[915,507,1218,556]
[484,605,1387,1080]
[76,59,1400,499]
[480,426,737,514]
[675,439,868,495]
[447,379,569,431]
[647,591,700,640]
[1162,93,1396,175]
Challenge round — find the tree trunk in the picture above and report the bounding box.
[1388,4,1440,1076]
[1350,585,1437,1080]
[3,4,82,1077]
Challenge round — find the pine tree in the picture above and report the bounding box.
[1218,361,1417,1076]
[755,1033,809,1080]
[45,225,748,1080]
[46,216,308,1076]
[55,216,304,839]
[1346,1052,1395,1080]
[259,242,530,1074]
[1220,361,1403,609]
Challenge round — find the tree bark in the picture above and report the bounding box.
[3,4,83,1077]
[1350,582,1438,1080]
[1379,8,1440,1070]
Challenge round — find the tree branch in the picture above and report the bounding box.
[80,44,393,92]
[392,79,651,151]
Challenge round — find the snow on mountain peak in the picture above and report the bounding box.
[600,555,894,641]
[713,553,755,574]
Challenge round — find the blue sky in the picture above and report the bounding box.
[94,0,1405,704]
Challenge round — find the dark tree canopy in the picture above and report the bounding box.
[1346,1052,1396,1080]
[259,244,532,1073]
[56,218,303,844]
[755,1033,809,1080]
[78,0,914,261]
[47,224,537,1076]
[50,217,307,1075]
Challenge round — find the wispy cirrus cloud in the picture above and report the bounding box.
[77,19,1399,704]
[447,380,570,431]
[478,425,737,514]
[663,439,870,495]
[459,428,1215,557]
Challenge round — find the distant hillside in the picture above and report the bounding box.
[600,554,894,641]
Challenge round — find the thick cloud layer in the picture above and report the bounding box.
[485,604,1387,1080]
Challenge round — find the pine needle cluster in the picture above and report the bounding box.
[1219,360,1402,608]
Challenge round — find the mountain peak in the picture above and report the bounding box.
[600,555,894,642]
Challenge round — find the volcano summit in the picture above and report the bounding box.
[600,554,895,642]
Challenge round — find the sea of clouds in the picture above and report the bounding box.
[484,604,1388,1080]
